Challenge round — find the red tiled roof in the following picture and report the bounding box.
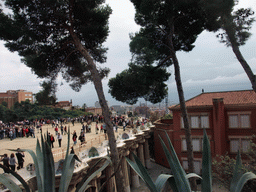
[58,101,70,103]
[170,90,256,109]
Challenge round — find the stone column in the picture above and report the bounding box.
[106,165,117,192]
[137,142,145,167]
[144,138,151,169]
[130,147,140,188]
[121,151,131,192]
[90,179,98,192]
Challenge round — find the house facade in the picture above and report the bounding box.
[55,100,73,110]
[154,90,256,174]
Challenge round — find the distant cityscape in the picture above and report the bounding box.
[0,90,171,117]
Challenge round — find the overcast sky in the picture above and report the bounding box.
[0,0,255,107]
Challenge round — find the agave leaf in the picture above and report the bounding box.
[58,154,75,192]
[0,164,30,192]
[186,173,202,180]
[230,151,243,191]
[36,137,44,190]
[23,148,43,192]
[59,128,75,192]
[155,174,177,192]
[0,174,23,192]
[76,156,112,192]
[166,176,179,192]
[234,172,256,192]
[126,153,158,192]
[43,139,55,192]
[76,157,107,190]
[201,129,212,192]
[159,133,191,191]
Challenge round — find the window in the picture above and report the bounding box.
[181,114,209,129]
[182,138,203,152]
[182,160,201,174]
[228,112,250,128]
[230,137,250,153]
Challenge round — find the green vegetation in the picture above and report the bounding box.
[0,100,92,123]
[126,130,256,192]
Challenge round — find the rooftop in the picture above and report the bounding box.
[170,90,256,110]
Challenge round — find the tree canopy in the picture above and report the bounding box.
[0,1,125,190]
[0,0,111,91]
[35,80,57,105]
[109,0,221,187]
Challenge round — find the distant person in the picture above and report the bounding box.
[9,153,17,171]
[57,133,63,147]
[78,132,85,145]
[95,123,99,134]
[50,134,55,148]
[55,126,58,135]
[72,130,77,145]
[16,148,25,170]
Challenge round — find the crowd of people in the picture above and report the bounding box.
[0,114,149,173]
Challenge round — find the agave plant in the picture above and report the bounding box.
[126,129,256,192]
[0,129,112,192]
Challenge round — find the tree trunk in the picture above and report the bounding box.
[168,22,196,190]
[223,15,256,92]
[70,31,125,192]
[230,38,256,92]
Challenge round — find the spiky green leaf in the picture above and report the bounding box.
[155,174,175,192]
[0,174,23,192]
[202,129,212,192]
[234,172,256,192]
[127,153,158,192]
[76,156,112,192]
[230,151,243,191]
[159,133,191,191]
[58,154,75,192]
[0,164,30,192]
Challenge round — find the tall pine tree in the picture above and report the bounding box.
[0,1,125,190]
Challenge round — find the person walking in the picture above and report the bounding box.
[57,133,62,147]
[9,153,17,171]
[16,148,25,170]
[78,132,85,145]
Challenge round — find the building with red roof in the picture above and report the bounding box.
[55,100,73,110]
[154,90,256,174]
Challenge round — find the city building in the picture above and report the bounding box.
[55,100,73,110]
[86,107,102,115]
[154,90,256,174]
[0,90,33,108]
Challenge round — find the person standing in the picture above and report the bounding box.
[16,148,25,170]
[9,153,17,171]
[95,123,99,134]
[55,126,58,135]
[72,130,77,145]
[1,154,10,172]
[123,121,126,131]
[50,134,55,148]
[57,133,62,147]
